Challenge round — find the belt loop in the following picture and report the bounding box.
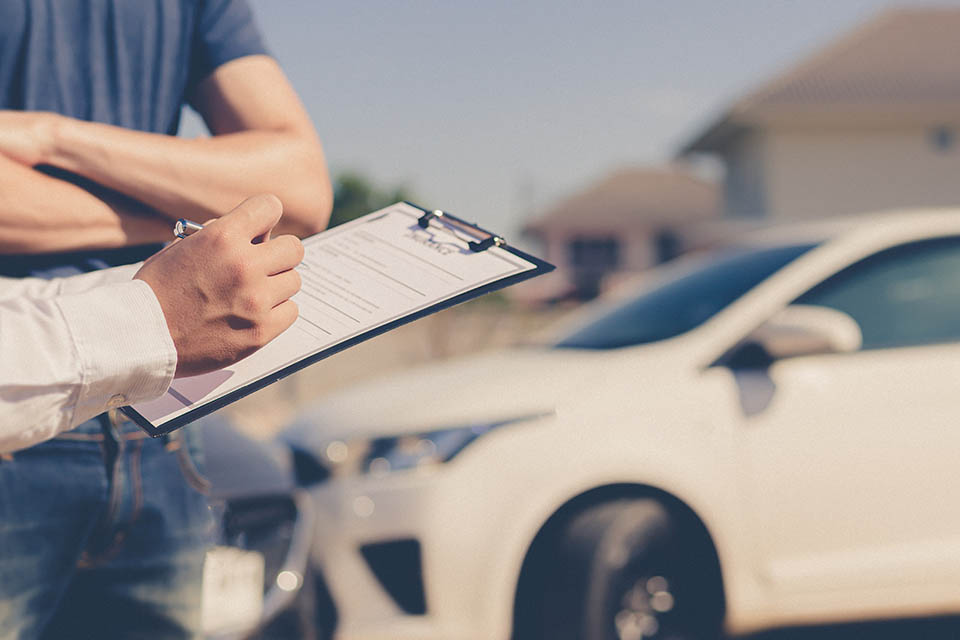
[107,408,135,430]
[162,431,181,451]
[100,412,117,439]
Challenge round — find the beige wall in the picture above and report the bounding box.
[622,228,656,270]
[762,126,960,220]
[543,232,568,268]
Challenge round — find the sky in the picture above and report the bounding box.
[183,0,960,247]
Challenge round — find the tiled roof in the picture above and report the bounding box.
[523,166,718,233]
[682,8,960,153]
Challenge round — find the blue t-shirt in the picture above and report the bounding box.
[0,0,268,277]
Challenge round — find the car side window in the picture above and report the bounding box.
[794,237,960,350]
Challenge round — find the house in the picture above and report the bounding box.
[680,8,960,221]
[521,166,718,300]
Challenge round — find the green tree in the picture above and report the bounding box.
[328,171,414,227]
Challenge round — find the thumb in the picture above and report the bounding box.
[221,194,283,242]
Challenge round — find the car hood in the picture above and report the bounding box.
[200,414,295,499]
[280,341,696,449]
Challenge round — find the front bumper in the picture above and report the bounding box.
[308,467,515,640]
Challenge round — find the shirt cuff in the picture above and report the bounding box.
[55,279,177,424]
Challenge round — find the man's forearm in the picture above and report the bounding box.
[0,156,172,253]
[46,117,332,237]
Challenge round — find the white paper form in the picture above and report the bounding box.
[130,203,538,429]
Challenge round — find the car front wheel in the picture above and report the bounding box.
[528,498,722,640]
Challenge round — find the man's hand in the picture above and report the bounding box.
[134,194,304,377]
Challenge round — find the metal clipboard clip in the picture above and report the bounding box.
[417,210,506,253]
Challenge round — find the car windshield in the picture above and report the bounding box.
[553,243,817,350]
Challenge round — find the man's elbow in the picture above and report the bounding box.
[297,175,332,235]
[301,140,334,230]
[298,202,331,237]
[284,172,332,237]
[271,136,329,235]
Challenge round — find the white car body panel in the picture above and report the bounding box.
[296,210,960,638]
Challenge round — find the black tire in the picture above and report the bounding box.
[528,498,722,640]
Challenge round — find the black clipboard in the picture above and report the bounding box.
[121,202,554,437]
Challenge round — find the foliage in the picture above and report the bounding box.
[328,171,414,227]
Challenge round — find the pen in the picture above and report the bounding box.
[174,219,204,239]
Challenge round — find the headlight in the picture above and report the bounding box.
[322,413,550,477]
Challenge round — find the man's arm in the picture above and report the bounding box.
[0,194,303,453]
[0,154,172,253]
[1,56,332,239]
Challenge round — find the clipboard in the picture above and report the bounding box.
[121,202,554,437]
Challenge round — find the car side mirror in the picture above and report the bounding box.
[728,305,862,368]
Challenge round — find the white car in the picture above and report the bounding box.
[282,209,960,640]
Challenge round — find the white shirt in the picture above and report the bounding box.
[0,264,177,453]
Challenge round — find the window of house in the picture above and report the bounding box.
[655,229,681,264]
[569,237,620,271]
[794,237,960,349]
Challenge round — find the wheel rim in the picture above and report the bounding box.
[613,574,685,640]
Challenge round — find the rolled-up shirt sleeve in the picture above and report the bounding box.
[0,277,176,453]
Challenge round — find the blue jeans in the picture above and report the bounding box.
[0,414,214,640]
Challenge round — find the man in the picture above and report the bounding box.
[0,194,302,453]
[0,1,331,638]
